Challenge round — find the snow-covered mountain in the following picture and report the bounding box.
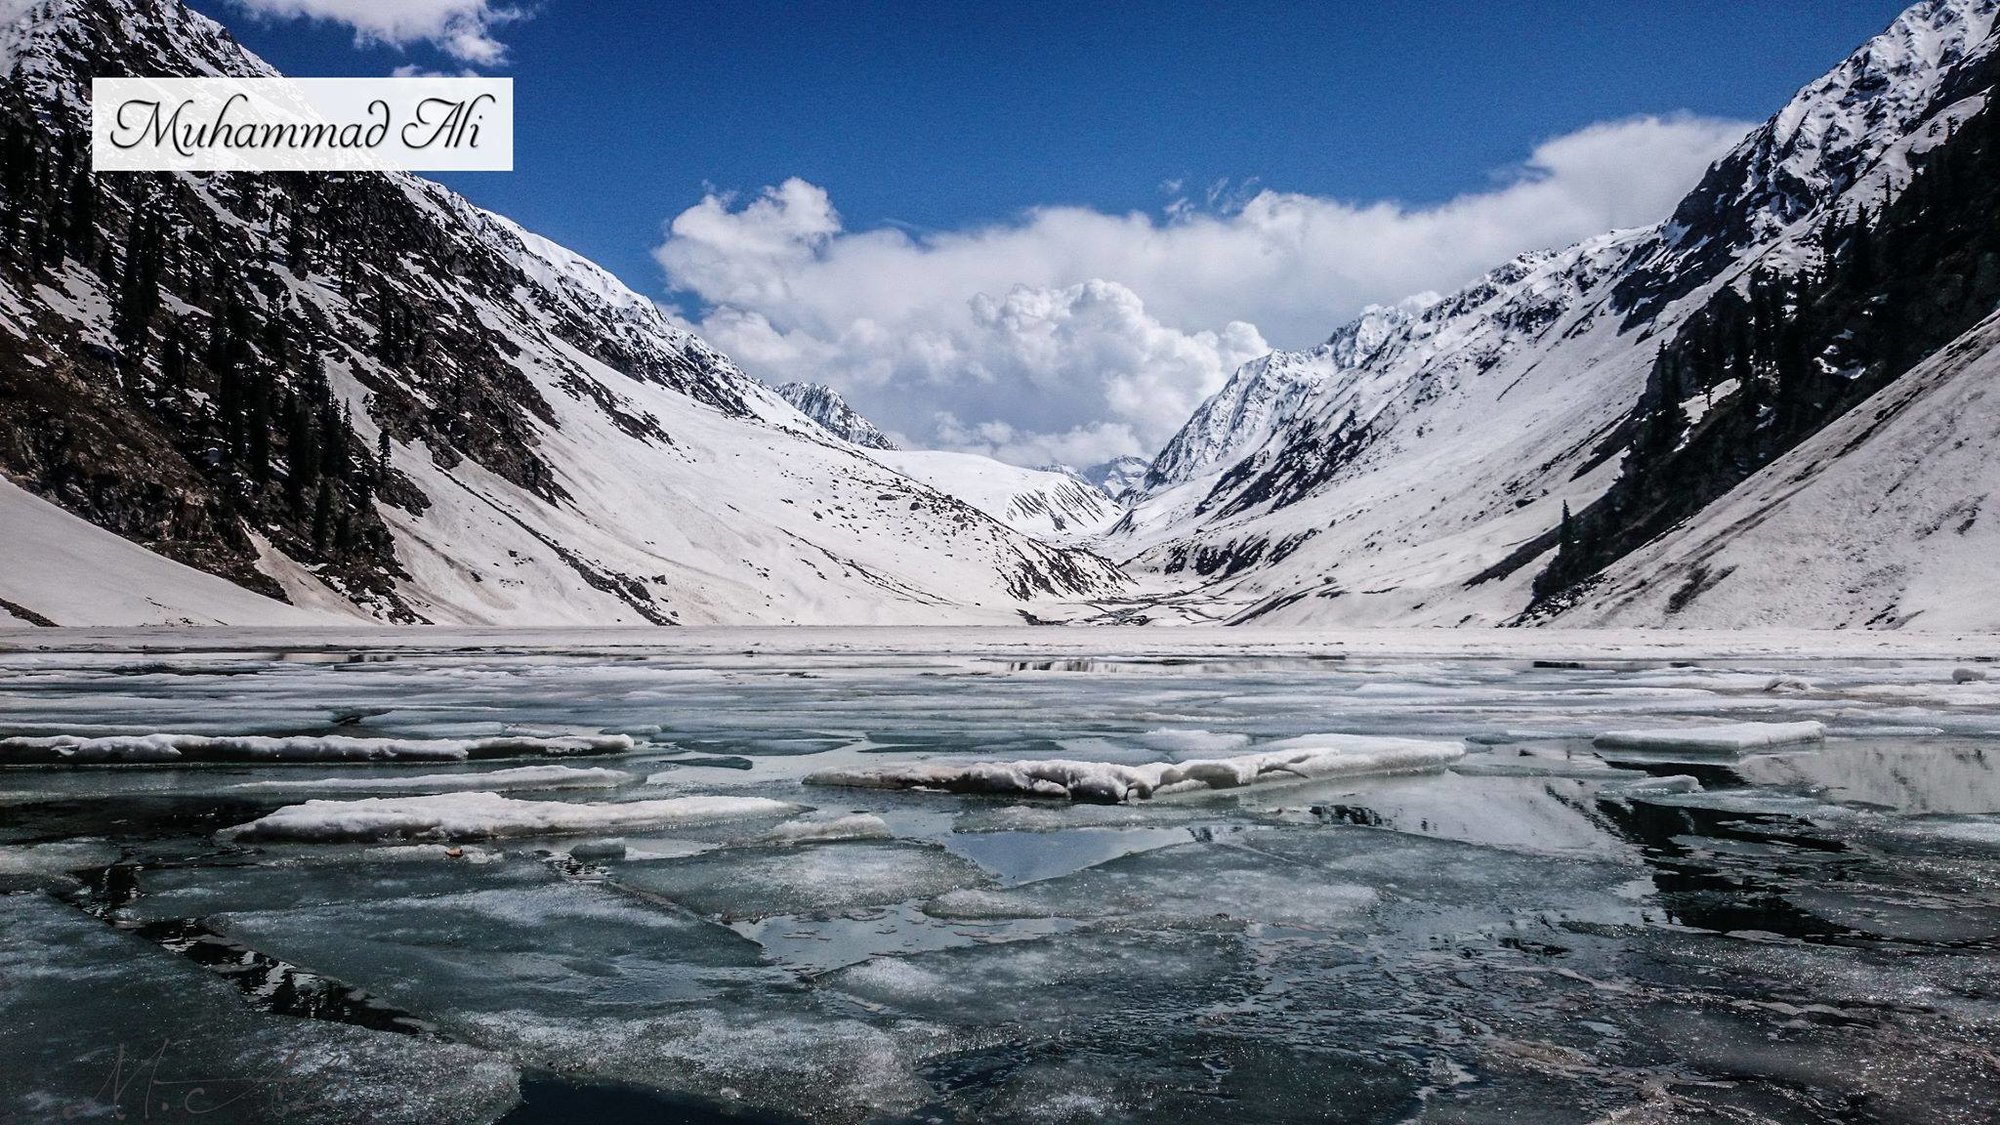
[1109,0,2000,631]
[1142,298,1430,492]
[870,450,1122,543]
[6,0,1994,632]
[1066,456,1152,505]
[0,476,341,626]
[773,382,897,450]
[0,0,1124,625]
[1553,308,2000,631]
[766,380,1125,539]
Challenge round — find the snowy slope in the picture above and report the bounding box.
[1553,311,2000,631]
[1111,0,2000,630]
[0,478,336,626]
[871,450,1122,543]
[1112,231,1657,625]
[0,0,1125,625]
[775,383,897,450]
[1627,0,2000,300]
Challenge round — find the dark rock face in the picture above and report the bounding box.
[0,0,765,618]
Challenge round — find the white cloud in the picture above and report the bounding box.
[657,114,1752,466]
[227,0,522,65]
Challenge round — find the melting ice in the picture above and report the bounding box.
[1,636,1998,1123]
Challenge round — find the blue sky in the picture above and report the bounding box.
[196,0,1917,464]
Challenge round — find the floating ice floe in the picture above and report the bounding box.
[0,732,636,764]
[230,765,634,793]
[1129,729,1253,754]
[568,839,628,861]
[756,813,894,845]
[804,734,1466,804]
[220,792,799,843]
[362,843,507,864]
[1890,818,2000,848]
[1592,721,1826,754]
[0,839,122,884]
[1598,774,1703,797]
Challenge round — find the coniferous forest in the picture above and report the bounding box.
[1534,50,2000,607]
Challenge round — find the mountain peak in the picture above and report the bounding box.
[1110,0,2000,630]
[1646,0,1998,284]
[774,382,898,450]
[3,0,272,115]
[1042,456,1153,505]
[1144,299,1427,491]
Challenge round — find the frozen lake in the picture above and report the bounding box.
[2,629,1998,1123]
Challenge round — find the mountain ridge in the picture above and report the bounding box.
[774,382,897,451]
[0,0,1127,625]
[1107,0,2000,631]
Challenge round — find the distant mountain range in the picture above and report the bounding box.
[3,0,1997,630]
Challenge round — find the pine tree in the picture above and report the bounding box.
[65,164,95,263]
[112,210,165,354]
[311,479,333,552]
[161,321,187,387]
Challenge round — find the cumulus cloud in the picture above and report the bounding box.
[226,0,523,66]
[657,114,1751,466]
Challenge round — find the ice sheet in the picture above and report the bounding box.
[0,896,518,1124]
[229,765,634,793]
[805,735,1466,804]
[0,732,635,764]
[1593,721,1827,753]
[220,792,799,842]
[755,812,894,845]
[613,840,991,919]
[926,838,1380,929]
[5,638,2000,1122]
